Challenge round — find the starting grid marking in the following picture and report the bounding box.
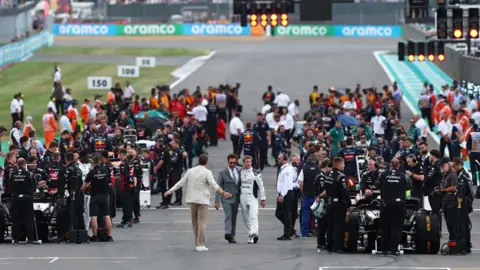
[0,257,139,264]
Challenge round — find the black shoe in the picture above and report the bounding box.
[231,237,237,244]
[106,236,114,242]
[127,220,133,228]
[117,222,127,228]
[327,249,333,254]
[277,235,291,241]
[333,249,346,254]
[382,251,389,256]
[466,249,472,254]
[225,234,233,243]
[172,201,182,206]
[133,218,140,224]
[317,244,326,250]
[89,235,98,242]
[392,251,400,256]
[253,235,259,244]
[12,240,19,245]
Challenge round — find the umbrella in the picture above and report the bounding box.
[143,117,167,132]
[337,113,359,127]
[135,110,169,120]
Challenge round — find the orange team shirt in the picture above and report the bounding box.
[160,94,169,110]
[150,96,159,109]
[434,101,445,123]
[458,115,469,132]
[446,92,454,105]
[80,104,90,123]
[23,125,33,137]
[440,105,452,120]
[339,95,349,104]
[185,95,194,106]
[107,91,115,103]
[43,113,57,132]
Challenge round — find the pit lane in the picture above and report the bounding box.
[5,36,478,270]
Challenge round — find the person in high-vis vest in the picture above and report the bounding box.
[462,119,475,159]
[67,101,79,132]
[43,107,57,148]
[23,116,35,138]
[434,94,447,125]
[80,99,90,127]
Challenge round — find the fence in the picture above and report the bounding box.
[0,30,54,69]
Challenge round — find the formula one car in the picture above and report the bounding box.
[344,197,440,254]
[32,187,62,243]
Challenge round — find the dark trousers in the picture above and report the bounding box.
[440,138,452,158]
[121,189,133,223]
[420,108,433,129]
[326,202,347,250]
[275,190,293,237]
[207,120,218,146]
[168,171,183,204]
[11,194,34,241]
[259,146,268,170]
[443,204,457,240]
[132,187,140,218]
[55,100,64,115]
[184,148,194,170]
[429,195,443,232]
[231,135,239,155]
[469,153,479,185]
[317,216,328,246]
[11,113,18,127]
[291,192,299,235]
[157,175,169,205]
[381,201,405,252]
[218,109,227,123]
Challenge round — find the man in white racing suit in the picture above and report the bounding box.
[240,155,266,244]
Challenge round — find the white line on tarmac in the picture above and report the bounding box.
[0,257,139,260]
[49,257,59,264]
[320,267,451,270]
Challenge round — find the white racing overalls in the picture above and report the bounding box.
[240,168,266,240]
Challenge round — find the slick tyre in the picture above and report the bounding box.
[415,213,440,254]
[344,211,360,253]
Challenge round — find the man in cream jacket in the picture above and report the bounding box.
[165,154,232,252]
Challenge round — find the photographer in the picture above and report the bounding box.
[83,155,114,242]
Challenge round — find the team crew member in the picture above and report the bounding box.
[297,151,319,238]
[239,155,266,244]
[466,124,480,186]
[3,151,17,195]
[360,159,381,196]
[215,154,241,244]
[438,159,458,240]
[43,141,57,165]
[118,149,134,228]
[206,98,218,146]
[253,113,271,170]
[379,159,409,256]
[27,156,48,186]
[83,155,114,242]
[9,158,37,244]
[154,140,171,208]
[61,152,83,231]
[424,149,443,229]
[452,157,473,254]
[237,122,260,168]
[230,112,245,155]
[315,158,331,251]
[275,153,295,240]
[336,137,362,178]
[323,157,350,253]
[129,148,143,223]
[405,154,424,200]
[45,152,63,195]
[168,140,186,206]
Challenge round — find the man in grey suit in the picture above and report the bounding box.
[215,154,241,244]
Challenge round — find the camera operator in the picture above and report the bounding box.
[83,155,113,242]
[323,157,350,253]
[452,157,474,254]
[27,156,48,187]
[438,158,458,241]
[9,158,37,244]
[379,158,409,256]
[360,159,380,197]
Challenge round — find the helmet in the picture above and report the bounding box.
[311,199,327,219]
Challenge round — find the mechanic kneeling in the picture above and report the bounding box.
[83,155,114,242]
[379,158,409,256]
[9,158,37,244]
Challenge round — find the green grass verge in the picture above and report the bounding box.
[37,46,210,57]
[0,61,175,138]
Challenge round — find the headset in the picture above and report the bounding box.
[406,154,417,163]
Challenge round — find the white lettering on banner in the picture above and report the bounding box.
[191,24,243,35]
[342,26,393,37]
[59,25,109,35]
[124,24,176,35]
[277,26,328,36]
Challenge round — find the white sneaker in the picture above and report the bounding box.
[247,236,254,244]
[196,246,208,252]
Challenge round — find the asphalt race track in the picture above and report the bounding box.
[2,37,480,270]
